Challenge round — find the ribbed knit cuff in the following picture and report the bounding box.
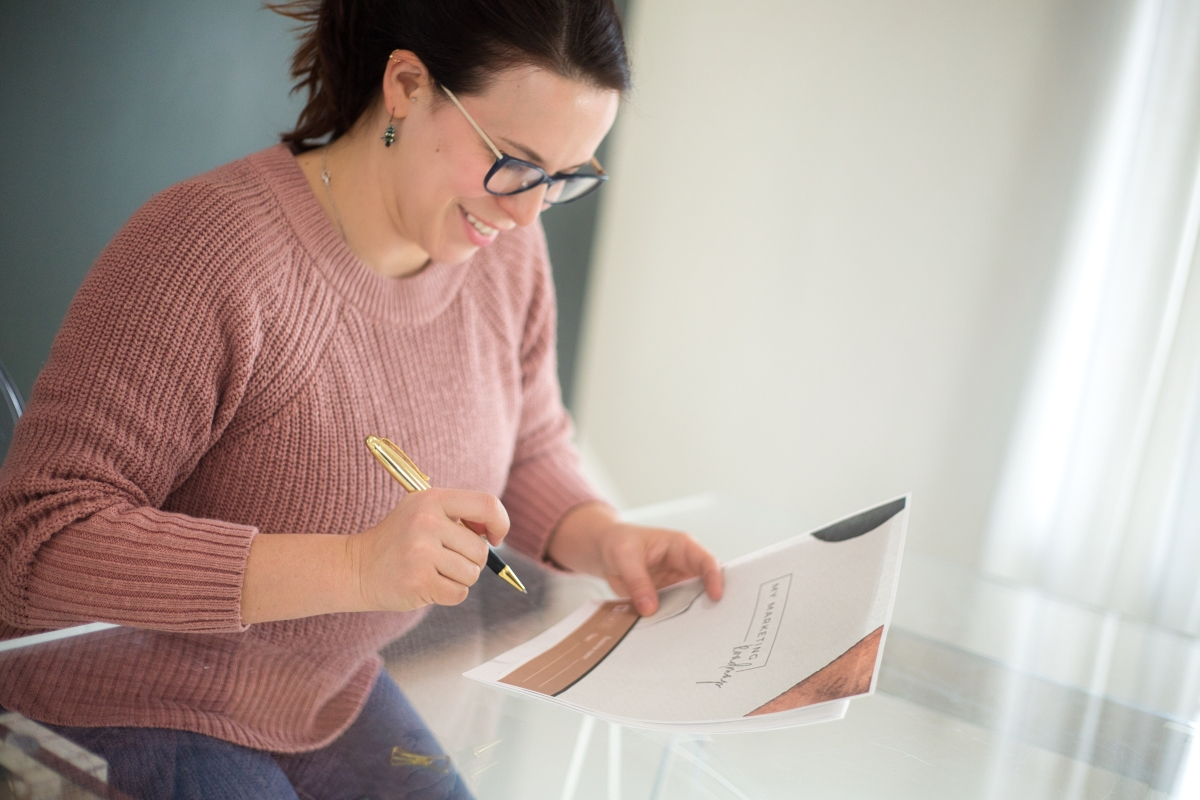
[501,450,605,564]
[25,505,256,633]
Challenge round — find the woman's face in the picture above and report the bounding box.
[380,61,621,266]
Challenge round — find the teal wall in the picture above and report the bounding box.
[0,1,607,410]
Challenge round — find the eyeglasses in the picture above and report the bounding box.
[441,85,608,205]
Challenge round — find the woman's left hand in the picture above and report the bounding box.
[545,502,724,615]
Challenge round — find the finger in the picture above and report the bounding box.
[702,556,724,601]
[675,539,723,601]
[461,519,488,538]
[437,490,510,545]
[430,574,471,607]
[435,549,484,588]
[441,524,490,567]
[610,541,660,616]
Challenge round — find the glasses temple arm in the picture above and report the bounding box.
[440,85,505,161]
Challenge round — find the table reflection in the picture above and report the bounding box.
[3,653,470,800]
[1,496,1196,799]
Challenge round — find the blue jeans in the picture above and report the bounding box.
[37,672,474,800]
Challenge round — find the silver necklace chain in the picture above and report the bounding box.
[320,145,349,243]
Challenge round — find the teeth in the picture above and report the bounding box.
[465,211,498,236]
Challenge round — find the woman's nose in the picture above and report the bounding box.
[498,186,549,228]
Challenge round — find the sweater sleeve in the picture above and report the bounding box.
[499,227,606,562]
[0,182,266,634]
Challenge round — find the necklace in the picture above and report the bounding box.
[320,145,349,243]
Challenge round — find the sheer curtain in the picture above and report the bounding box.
[983,0,1200,632]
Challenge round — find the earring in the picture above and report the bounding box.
[381,109,396,147]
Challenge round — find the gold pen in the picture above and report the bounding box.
[365,435,527,594]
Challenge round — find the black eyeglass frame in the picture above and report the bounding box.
[441,84,609,206]
[482,153,608,205]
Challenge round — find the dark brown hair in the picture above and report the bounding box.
[270,0,630,152]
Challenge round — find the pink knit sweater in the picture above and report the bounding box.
[0,144,600,751]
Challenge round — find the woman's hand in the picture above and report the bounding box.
[348,488,510,612]
[546,502,724,615]
[241,488,509,624]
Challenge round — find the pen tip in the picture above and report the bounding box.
[498,566,528,594]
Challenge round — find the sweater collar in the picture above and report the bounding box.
[248,144,472,327]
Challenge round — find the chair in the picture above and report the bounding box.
[0,360,25,466]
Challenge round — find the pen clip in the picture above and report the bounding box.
[366,435,431,492]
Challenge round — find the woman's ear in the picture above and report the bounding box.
[382,49,429,120]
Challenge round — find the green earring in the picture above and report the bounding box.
[381,109,396,147]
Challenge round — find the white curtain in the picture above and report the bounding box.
[983,0,1200,632]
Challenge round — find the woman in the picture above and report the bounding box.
[0,0,722,797]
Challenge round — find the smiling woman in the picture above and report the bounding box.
[276,0,628,277]
[293,52,619,275]
[0,1,723,798]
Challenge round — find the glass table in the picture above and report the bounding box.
[1,495,1195,799]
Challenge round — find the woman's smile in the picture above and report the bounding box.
[460,205,501,246]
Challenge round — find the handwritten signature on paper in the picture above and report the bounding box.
[697,574,792,688]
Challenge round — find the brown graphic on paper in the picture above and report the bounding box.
[500,601,640,696]
[746,625,884,716]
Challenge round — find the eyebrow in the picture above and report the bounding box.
[498,137,544,165]
[498,137,590,172]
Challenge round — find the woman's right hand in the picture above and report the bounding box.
[241,489,509,625]
[348,489,510,612]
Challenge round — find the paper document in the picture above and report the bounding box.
[465,496,909,732]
